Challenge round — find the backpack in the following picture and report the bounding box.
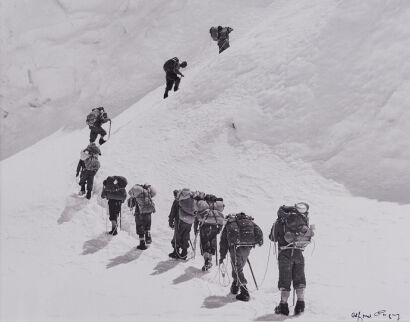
[112,176,128,189]
[209,27,219,41]
[270,206,314,250]
[208,199,224,212]
[102,176,128,201]
[199,209,225,226]
[178,196,196,216]
[80,150,89,161]
[128,184,156,214]
[85,143,101,156]
[226,213,262,247]
[84,155,100,171]
[163,57,178,73]
[86,108,101,127]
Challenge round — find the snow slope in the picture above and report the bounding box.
[1,0,273,159]
[1,0,410,321]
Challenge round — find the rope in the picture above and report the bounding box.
[105,200,108,232]
[257,241,273,288]
[218,256,231,287]
[310,238,316,256]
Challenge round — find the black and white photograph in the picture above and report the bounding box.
[1,0,409,321]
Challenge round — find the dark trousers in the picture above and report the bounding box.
[199,224,219,255]
[79,170,96,193]
[108,199,122,221]
[230,246,251,286]
[277,249,306,291]
[218,39,230,53]
[172,220,192,250]
[135,212,152,237]
[89,126,107,143]
[165,72,180,93]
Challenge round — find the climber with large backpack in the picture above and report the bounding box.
[77,143,101,199]
[194,194,225,271]
[168,188,200,260]
[269,202,315,316]
[209,26,233,54]
[101,176,128,235]
[163,57,187,99]
[127,183,156,250]
[86,106,111,145]
[219,212,263,302]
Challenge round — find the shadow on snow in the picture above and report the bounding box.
[172,266,203,284]
[57,194,87,224]
[151,259,181,275]
[254,313,297,321]
[82,232,112,255]
[106,248,142,269]
[202,294,236,309]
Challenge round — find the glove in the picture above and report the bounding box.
[169,221,175,229]
[258,239,263,247]
[181,74,184,77]
[76,173,79,177]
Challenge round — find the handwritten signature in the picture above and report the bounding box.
[351,310,400,321]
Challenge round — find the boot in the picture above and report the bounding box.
[98,137,106,145]
[168,248,179,259]
[145,231,152,244]
[294,301,305,315]
[274,302,289,316]
[109,221,118,235]
[202,258,213,271]
[230,282,239,295]
[179,248,188,260]
[86,190,91,200]
[236,285,250,302]
[137,239,147,250]
[163,91,168,99]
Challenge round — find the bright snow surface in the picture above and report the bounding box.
[1,0,410,321]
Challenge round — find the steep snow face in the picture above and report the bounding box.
[169,0,410,203]
[3,0,409,203]
[1,0,272,159]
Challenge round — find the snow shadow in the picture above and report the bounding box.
[151,260,181,275]
[57,194,87,224]
[82,233,112,255]
[254,313,295,321]
[106,248,142,269]
[202,294,236,309]
[173,266,203,284]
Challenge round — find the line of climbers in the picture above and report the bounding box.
[76,25,234,194]
[162,25,233,99]
[75,119,314,316]
[167,188,314,315]
[76,106,110,199]
[73,24,315,316]
[83,177,314,316]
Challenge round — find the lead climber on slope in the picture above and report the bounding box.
[163,57,187,99]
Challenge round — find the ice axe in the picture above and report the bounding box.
[108,119,112,140]
[247,258,258,290]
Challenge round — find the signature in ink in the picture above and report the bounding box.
[351,310,400,321]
